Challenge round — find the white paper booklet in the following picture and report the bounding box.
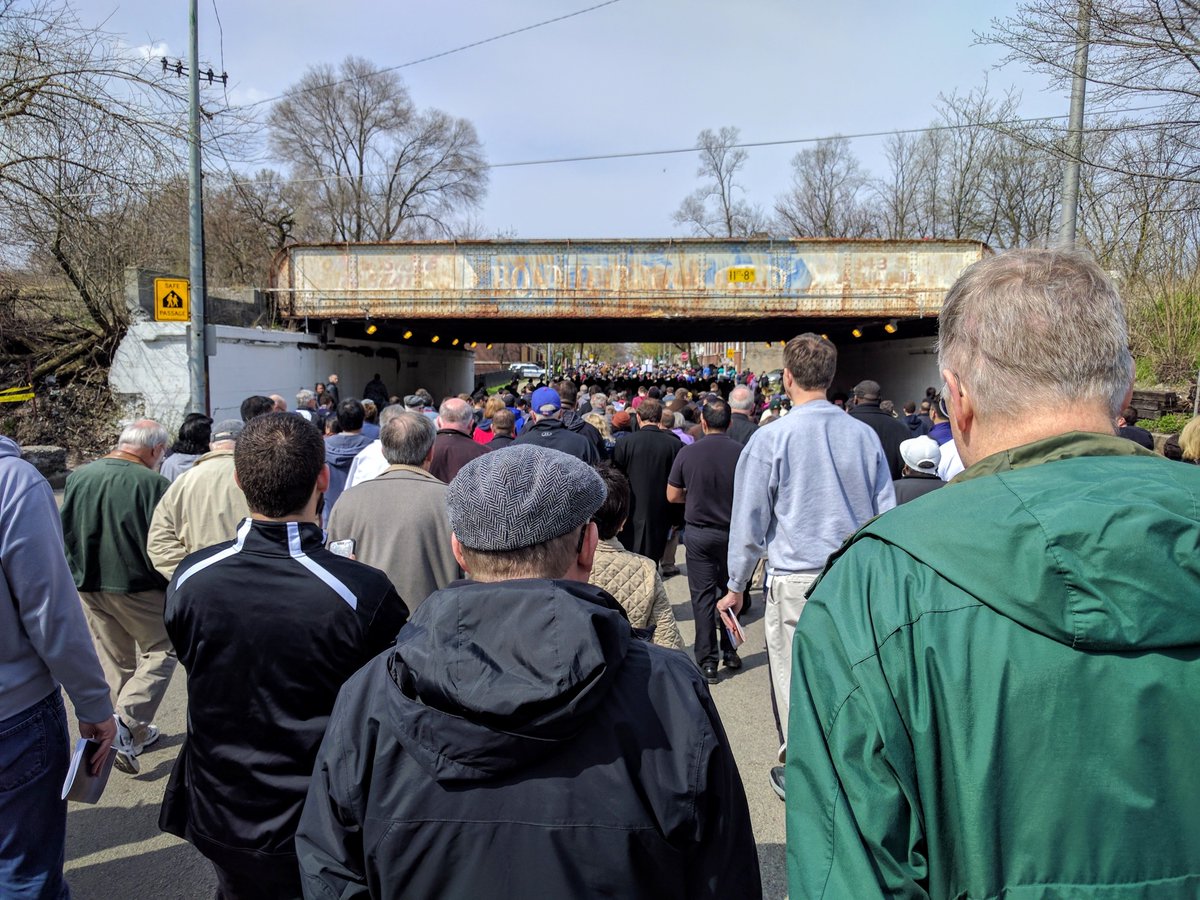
[62,738,115,803]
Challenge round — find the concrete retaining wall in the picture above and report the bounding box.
[110,324,473,430]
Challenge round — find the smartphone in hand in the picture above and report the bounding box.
[329,539,356,558]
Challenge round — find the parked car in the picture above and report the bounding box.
[509,363,546,379]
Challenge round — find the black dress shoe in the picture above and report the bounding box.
[701,663,719,684]
[722,652,743,670]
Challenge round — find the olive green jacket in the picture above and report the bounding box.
[787,433,1200,899]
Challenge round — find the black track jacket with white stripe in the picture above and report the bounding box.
[159,517,408,872]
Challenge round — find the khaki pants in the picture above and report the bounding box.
[764,572,819,763]
[80,589,177,745]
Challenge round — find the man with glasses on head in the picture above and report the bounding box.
[786,249,1200,898]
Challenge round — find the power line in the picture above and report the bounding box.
[211,0,230,104]
[234,0,623,112]
[24,102,1181,203]
[205,103,1177,192]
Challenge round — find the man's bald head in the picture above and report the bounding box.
[729,386,754,413]
[437,397,475,434]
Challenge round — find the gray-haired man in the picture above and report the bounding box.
[328,412,460,613]
[60,419,175,773]
[429,397,486,483]
[298,445,761,898]
[785,248,1200,898]
[727,385,759,446]
[295,389,321,426]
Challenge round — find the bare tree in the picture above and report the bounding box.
[983,123,1062,248]
[205,170,301,286]
[267,56,487,242]
[774,137,876,237]
[0,0,190,378]
[985,0,1200,185]
[673,127,766,238]
[873,132,925,239]
[930,85,1022,243]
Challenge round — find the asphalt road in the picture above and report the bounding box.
[63,553,788,899]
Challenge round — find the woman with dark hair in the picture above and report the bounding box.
[160,414,212,482]
[587,463,684,650]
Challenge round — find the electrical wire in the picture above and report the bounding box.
[25,102,1184,203]
[211,0,229,104]
[205,102,1178,192]
[234,0,622,112]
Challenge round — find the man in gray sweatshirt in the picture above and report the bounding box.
[718,334,894,800]
[0,436,115,898]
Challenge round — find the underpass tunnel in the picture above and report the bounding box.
[305,312,943,408]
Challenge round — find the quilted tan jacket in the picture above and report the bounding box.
[589,538,685,650]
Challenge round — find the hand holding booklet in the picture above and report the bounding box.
[720,607,746,650]
[62,738,115,804]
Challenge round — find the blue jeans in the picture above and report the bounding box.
[0,691,71,899]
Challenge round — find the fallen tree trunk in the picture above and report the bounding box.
[31,337,99,382]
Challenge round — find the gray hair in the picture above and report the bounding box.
[438,397,474,430]
[296,389,315,405]
[937,249,1133,420]
[118,419,168,450]
[378,403,408,428]
[728,386,754,412]
[381,411,436,466]
[591,392,608,408]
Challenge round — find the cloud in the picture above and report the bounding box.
[136,41,171,61]
[112,40,171,63]
[227,85,272,107]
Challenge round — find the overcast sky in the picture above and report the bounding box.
[74,0,1069,238]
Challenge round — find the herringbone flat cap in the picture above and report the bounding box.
[446,445,605,551]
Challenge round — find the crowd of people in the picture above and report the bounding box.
[4,247,1200,899]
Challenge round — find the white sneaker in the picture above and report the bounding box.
[113,718,159,774]
[138,724,160,752]
[113,716,140,775]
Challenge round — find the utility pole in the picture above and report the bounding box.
[187,0,209,413]
[1058,0,1091,248]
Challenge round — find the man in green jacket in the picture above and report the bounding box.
[787,248,1200,898]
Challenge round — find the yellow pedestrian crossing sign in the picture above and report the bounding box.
[154,278,189,322]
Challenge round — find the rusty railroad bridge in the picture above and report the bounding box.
[269,238,990,344]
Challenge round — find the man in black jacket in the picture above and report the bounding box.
[612,398,682,562]
[848,379,911,479]
[160,413,407,900]
[727,385,759,446]
[557,380,605,457]
[513,386,600,463]
[297,445,761,899]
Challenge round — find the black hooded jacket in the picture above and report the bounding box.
[297,578,760,899]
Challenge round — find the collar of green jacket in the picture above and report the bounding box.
[826,430,1200,652]
[953,430,1155,483]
